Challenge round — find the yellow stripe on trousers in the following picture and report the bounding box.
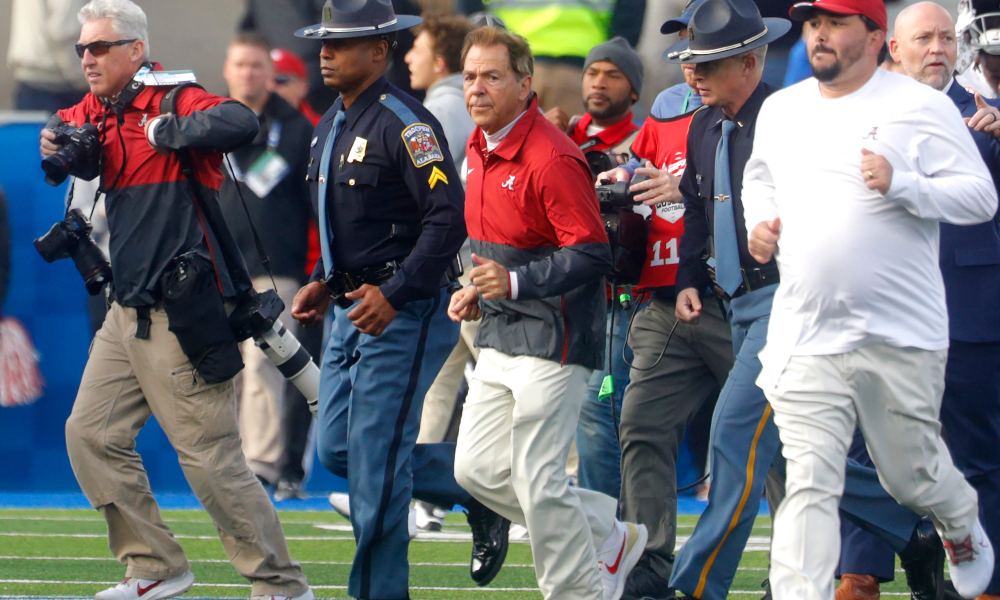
[693,403,773,599]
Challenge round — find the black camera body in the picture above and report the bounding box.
[596,174,650,285]
[41,122,102,186]
[229,288,284,342]
[33,208,112,295]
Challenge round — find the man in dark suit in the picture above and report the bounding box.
[835,5,1000,600]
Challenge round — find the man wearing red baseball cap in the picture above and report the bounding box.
[271,48,322,125]
[744,0,997,599]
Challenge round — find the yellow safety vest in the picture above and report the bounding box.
[483,0,612,58]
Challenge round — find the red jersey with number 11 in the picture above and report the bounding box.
[630,109,699,291]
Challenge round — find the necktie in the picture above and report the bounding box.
[713,119,743,296]
[318,110,346,279]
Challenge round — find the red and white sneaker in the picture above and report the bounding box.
[250,588,315,600]
[94,571,194,600]
[597,520,648,600]
[942,520,995,599]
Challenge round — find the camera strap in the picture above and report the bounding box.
[161,83,276,300]
[159,83,261,300]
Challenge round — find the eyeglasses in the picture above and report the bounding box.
[75,39,137,58]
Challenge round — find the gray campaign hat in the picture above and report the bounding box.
[584,37,644,96]
[663,0,791,63]
[294,0,422,40]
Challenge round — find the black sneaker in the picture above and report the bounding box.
[623,554,673,600]
[465,498,510,586]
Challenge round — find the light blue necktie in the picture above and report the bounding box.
[713,119,743,296]
[317,110,346,279]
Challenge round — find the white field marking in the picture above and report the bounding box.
[0,556,537,568]
[0,581,540,592]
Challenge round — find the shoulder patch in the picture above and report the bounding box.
[379,93,420,126]
[402,123,445,168]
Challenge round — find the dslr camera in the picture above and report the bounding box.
[33,208,112,296]
[595,173,650,285]
[41,122,102,186]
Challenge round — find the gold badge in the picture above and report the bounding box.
[347,137,368,163]
[427,166,449,189]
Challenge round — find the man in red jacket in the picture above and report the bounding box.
[449,26,647,600]
[40,2,311,599]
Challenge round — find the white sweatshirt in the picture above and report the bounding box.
[742,69,997,386]
[7,0,89,91]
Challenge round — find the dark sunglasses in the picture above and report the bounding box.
[75,39,137,58]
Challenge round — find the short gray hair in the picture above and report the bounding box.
[746,44,767,71]
[79,0,150,59]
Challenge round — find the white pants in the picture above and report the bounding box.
[455,349,617,600]
[236,275,301,484]
[764,344,979,600]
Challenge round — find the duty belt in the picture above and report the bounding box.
[323,261,400,308]
[711,262,780,301]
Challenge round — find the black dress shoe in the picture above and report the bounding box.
[623,553,673,600]
[760,577,772,600]
[900,520,945,600]
[465,498,510,586]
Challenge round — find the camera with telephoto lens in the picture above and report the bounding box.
[34,208,113,296]
[596,173,650,285]
[229,288,321,414]
[41,123,102,187]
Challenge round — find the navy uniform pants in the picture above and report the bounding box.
[316,289,473,599]
[839,340,1000,594]
[670,286,922,600]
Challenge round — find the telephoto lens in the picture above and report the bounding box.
[256,320,320,415]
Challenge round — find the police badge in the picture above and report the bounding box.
[401,123,445,168]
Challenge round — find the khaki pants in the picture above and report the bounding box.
[66,302,308,596]
[416,317,480,443]
[237,276,301,483]
[455,349,617,600]
[764,344,979,600]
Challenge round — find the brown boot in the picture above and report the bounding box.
[836,574,880,600]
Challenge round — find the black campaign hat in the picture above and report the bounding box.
[294,0,422,40]
[663,0,791,63]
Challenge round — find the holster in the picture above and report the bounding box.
[160,252,243,384]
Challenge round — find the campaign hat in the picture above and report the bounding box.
[294,0,422,40]
[662,0,709,34]
[664,0,792,63]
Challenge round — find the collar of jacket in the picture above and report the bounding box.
[472,93,542,160]
[705,79,771,132]
[324,75,390,126]
[570,110,638,147]
[425,72,464,101]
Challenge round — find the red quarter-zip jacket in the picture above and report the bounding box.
[465,94,612,369]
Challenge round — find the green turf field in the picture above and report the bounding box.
[0,509,916,600]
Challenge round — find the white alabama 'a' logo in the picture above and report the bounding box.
[138,113,149,127]
[501,175,516,190]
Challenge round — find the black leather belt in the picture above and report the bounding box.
[323,261,400,308]
[712,262,780,301]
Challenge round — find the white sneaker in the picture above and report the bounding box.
[942,520,994,598]
[415,501,444,531]
[597,521,648,600]
[94,571,195,600]
[327,492,351,519]
[329,491,418,539]
[508,523,529,540]
[249,588,314,600]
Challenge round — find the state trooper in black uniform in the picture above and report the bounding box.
[289,1,508,598]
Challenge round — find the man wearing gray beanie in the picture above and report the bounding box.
[565,35,644,517]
